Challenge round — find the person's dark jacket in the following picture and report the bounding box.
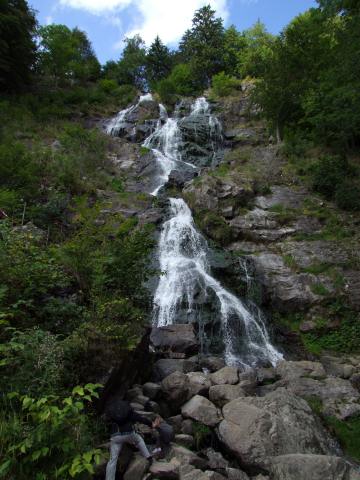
[110,405,152,435]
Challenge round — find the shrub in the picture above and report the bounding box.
[334,180,360,211]
[98,78,117,93]
[0,385,103,479]
[311,155,351,199]
[211,72,242,97]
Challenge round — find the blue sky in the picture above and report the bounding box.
[30,0,317,64]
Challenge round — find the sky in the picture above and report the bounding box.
[29,0,318,64]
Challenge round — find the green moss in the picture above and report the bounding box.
[310,283,330,296]
[306,396,360,462]
[210,162,231,178]
[326,415,360,462]
[302,263,331,274]
[302,305,360,354]
[195,210,233,245]
[140,146,150,156]
[283,254,298,270]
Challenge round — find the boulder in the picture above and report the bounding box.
[169,445,207,469]
[123,455,149,480]
[276,361,326,380]
[199,356,226,373]
[210,367,239,386]
[217,389,334,469]
[226,468,250,480]
[209,385,246,407]
[187,372,212,397]
[203,448,229,470]
[154,359,185,381]
[181,395,221,427]
[143,382,161,400]
[182,419,194,435]
[151,324,199,356]
[269,454,351,480]
[182,470,226,480]
[150,459,180,479]
[175,434,194,449]
[167,415,184,434]
[162,372,190,408]
[249,253,319,312]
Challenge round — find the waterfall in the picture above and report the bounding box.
[106,93,153,136]
[152,198,282,368]
[143,104,195,196]
[107,95,282,367]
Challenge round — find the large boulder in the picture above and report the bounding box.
[151,324,199,356]
[209,384,246,407]
[154,359,185,381]
[181,395,221,427]
[275,360,326,380]
[269,454,354,480]
[150,459,180,479]
[162,371,190,408]
[199,356,226,372]
[169,445,207,469]
[187,372,212,397]
[123,455,149,480]
[217,389,334,470]
[210,367,239,386]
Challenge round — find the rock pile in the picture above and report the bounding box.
[100,325,360,480]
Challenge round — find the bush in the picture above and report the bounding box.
[211,72,242,97]
[98,78,118,93]
[0,385,103,479]
[311,155,351,199]
[334,180,360,211]
[154,64,199,104]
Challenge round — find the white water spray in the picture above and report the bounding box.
[106,93,153,136]
[153,198,282,367]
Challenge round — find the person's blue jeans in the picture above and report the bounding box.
[105,432,151,480]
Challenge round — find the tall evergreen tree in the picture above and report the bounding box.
[179,5,225,86]
[146,36,172,85]
[0,0,37,91]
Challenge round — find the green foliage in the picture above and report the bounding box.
[195,210,233,246]
[325,415,360,462]
[38,25,101,85]
[154,64,197,104]
[211,72,242,97]
[334,180,360,211]
[238,21,275,78]
[192,422,212,450]
[0,328,64,396]
[0,384,103,479]
[311,155,350,199]
[306,395,360,462]
[146,36,173,85]
[0,0,37,91]
[0,221,71,329]
[302,302,360,354]
[111,35,147,89]
[179,5,225,86]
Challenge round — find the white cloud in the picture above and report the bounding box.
[58,0,229,46]
[45,15,54,24]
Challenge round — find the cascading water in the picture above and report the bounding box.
[153,198,282,367]
[143,104,196,196]
[106,93,153,136]
[107,95,282,367]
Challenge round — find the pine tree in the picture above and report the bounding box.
[179,5,225,86]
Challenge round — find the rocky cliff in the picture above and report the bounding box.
[96,86,360,479]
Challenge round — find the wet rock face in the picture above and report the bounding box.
[150,324,199,356]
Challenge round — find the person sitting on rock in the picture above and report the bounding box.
[105,400,153,480]
[151,416,174,458]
